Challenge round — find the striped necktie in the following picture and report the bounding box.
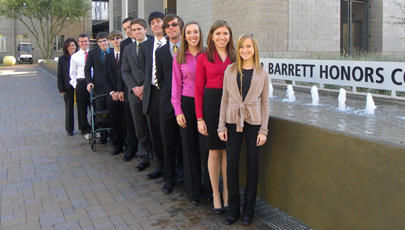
[115,53,119,65]
[153,40,162,88]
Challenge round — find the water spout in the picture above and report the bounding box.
[365,93,376,115]
[311,85,319,105]
[283,84,295,102]
[338,88,346,111]
[269,81,274,98]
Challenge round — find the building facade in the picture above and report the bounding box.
[177,0,405,59]
[0,0,93,62]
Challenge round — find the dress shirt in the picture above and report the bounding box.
[195,52,232,119]
[151,37,167,84]
[114,51,120,65]
[136,37,148,54]
[69,49,89,89]
[169,40,181,57]
[100,48,110,62]
[171,51,201,116]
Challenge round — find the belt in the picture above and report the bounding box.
[77,78,85,81]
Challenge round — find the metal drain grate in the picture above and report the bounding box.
[240,189,312,230]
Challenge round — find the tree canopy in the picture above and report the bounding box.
[0,0,90,59]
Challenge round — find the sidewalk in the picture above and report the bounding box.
[0,65,270,230]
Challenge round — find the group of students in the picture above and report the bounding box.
[57,11,269,226]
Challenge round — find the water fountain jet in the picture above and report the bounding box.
[282,84,295,102]
[365,93,376,115]
[311,85,319,105]
[338,88,346,111]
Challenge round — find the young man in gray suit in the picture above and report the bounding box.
[121,19,153,172]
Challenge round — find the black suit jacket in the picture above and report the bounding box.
[104,51,120,94]
[57,55,74,93]
[155,43,174,114]
[118,38,133,100]
[138,37,155,115]
[85,47,112,95]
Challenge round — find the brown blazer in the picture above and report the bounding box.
[218,63,270,135]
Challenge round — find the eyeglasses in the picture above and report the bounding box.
[110,37,122,41]
[165,23,179,29]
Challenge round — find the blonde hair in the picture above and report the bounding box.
[233,34,262,76]
[176,22,204,64]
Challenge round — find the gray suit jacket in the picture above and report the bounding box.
[121,42,143,103]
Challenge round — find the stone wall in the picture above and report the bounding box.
[177,0,213,42]
[382,0,405,58]
[286,0,340,57]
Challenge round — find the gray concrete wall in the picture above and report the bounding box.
[382,0,405,58]
[286,0,340,58]
[177,0,213,41]
[138,0,163,20]
[369,0,384,52]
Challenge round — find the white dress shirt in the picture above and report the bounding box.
[69,49,88,89]
[151,36,167,84]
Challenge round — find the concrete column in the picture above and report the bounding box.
[138,0,163,20]
[122,0,128,19]
[109,0,114,32]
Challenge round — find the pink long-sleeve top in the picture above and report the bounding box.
[195,52,232,119]
[171,51,202,116]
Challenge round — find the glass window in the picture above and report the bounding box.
[16,34,30,44]
[0,34,5,52]
[341,0,369,53]
[53,35,65,52]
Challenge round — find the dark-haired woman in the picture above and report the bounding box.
[195,20,236,214]
[218,34,269,226]
[172,22,204,205]
[57,38,79,136]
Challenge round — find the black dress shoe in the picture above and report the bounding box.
[135,162,149,172]
[110,146,123,156]
[177,171,184,183]
[213,207,225,215]
[122,150,134,162]
[242,217,252,226]
[225,216,238,225]
[145,167,163,179]
[190,199,199,206]
[67,132,73,136]
[162,182,174,194]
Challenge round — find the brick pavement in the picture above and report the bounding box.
[0,65,270,230]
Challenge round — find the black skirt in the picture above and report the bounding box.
[203,88,226,150]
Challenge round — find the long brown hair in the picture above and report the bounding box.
[176,22,204,64]
[233,34,263,76]
[206,20,236,63]
[62,38,79,57]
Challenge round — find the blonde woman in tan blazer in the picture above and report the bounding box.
[218,34,269,226]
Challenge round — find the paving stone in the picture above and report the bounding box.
[0,65,271,230]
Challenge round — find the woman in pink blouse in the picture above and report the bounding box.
[195,20,236,214]
[172,22,204,205]
[218,34,269,225]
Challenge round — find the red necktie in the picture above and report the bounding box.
[85,51,88,62]
[115,53,119,65]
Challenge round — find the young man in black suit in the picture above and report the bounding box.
[118,17,139,162]
[84,32,111,143]
[155,14,184,194]
[138,12,166,180]
[121,19,153,172]
[104,30,126,155]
